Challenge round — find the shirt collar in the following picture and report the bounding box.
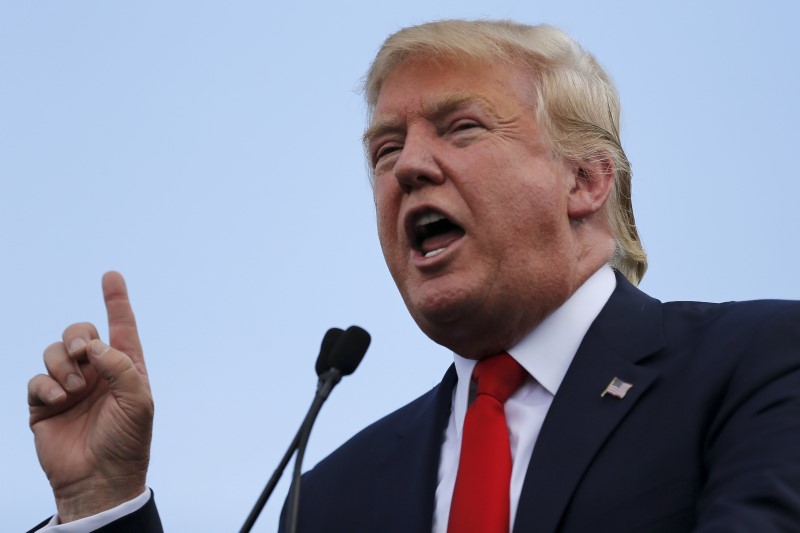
[452,264,617,431]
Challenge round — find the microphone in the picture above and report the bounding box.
[287,326,370,533]
[315,327,344,376]
[239,326,370,533]
[315,325,371,398]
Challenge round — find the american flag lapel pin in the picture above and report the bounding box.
[601,377,633,399]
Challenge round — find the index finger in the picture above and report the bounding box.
[102,271,144,369]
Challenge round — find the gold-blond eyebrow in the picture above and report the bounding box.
[362,92,499,148]
[422,92,499,124]
[362,116,402,149]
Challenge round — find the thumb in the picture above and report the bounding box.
[87,339,150,402]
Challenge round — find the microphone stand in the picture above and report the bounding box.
[239,369,342,533]
[286,368,342,533]
[239,325,368,532]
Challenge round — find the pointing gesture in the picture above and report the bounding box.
[28,272,153,523]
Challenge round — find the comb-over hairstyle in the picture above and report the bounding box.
[364,20,647,285]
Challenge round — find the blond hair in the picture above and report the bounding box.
[364,20,647,285]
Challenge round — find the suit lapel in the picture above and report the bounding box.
[370,364,457,533]
[513,273,665,533]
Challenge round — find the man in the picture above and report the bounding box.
[27,20,800,532]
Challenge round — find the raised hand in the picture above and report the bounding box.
[28,272,153,522]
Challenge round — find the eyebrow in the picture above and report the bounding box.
[362,92,499,148]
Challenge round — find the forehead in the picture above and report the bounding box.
[365,57,533,141]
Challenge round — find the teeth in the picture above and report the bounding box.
[416,212,446,227]
[424,247,446,258]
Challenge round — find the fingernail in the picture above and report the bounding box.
[90,340,109,357]
[68,338,87,355]
[48,387,66,402]
[65,374,84,391]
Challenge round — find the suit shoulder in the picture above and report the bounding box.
[663,297,800,315]
[661,298,800,337]
[306,373,449,477]
[654,298,800,388]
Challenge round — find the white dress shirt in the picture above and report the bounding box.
[433,265,616,532]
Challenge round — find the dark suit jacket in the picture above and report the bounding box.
[33,273,800,532]
[280,273,800,532]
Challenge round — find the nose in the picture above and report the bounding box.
[393,131,445,192]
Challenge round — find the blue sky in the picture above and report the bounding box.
[3,1,799,531]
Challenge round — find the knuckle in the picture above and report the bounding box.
[62,321,98,339]
[42,342,65,362]
[27,373,44,390]
[27,374,55,405]
[141,395,155,418]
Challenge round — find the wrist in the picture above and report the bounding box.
[54,476,146,523]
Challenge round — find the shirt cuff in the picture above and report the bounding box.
[38,487,151,532]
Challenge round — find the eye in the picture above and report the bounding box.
[372,142,402,167]
[444,119,485,147]
[451,120,481,132]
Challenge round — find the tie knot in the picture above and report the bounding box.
[472,353,527,404]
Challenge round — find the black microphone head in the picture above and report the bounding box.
[315,328,344,376]
[328,325,370,376]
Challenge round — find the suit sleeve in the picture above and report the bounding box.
[696,303,800,531]
[92,495,162,533]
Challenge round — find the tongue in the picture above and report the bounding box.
[420,228,464,255]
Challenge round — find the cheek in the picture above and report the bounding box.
[480,182,569,258]
[374,186,399,254]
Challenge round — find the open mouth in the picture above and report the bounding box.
[411,211,466,258]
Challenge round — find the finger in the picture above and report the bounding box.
[44,342,86,392]
[87,339,151,403]
[102,272,145,370]
[61,322,100,360]
[28,373,67,407]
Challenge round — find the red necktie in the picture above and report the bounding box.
[448,353,528,533]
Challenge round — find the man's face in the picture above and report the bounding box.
[368,57,581,358]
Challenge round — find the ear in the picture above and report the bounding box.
[567,156,614,220]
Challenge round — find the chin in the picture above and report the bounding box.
[405,276,568,357]
[404,280,478,326]
[409,302,517,358]
[418,320,517,359]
